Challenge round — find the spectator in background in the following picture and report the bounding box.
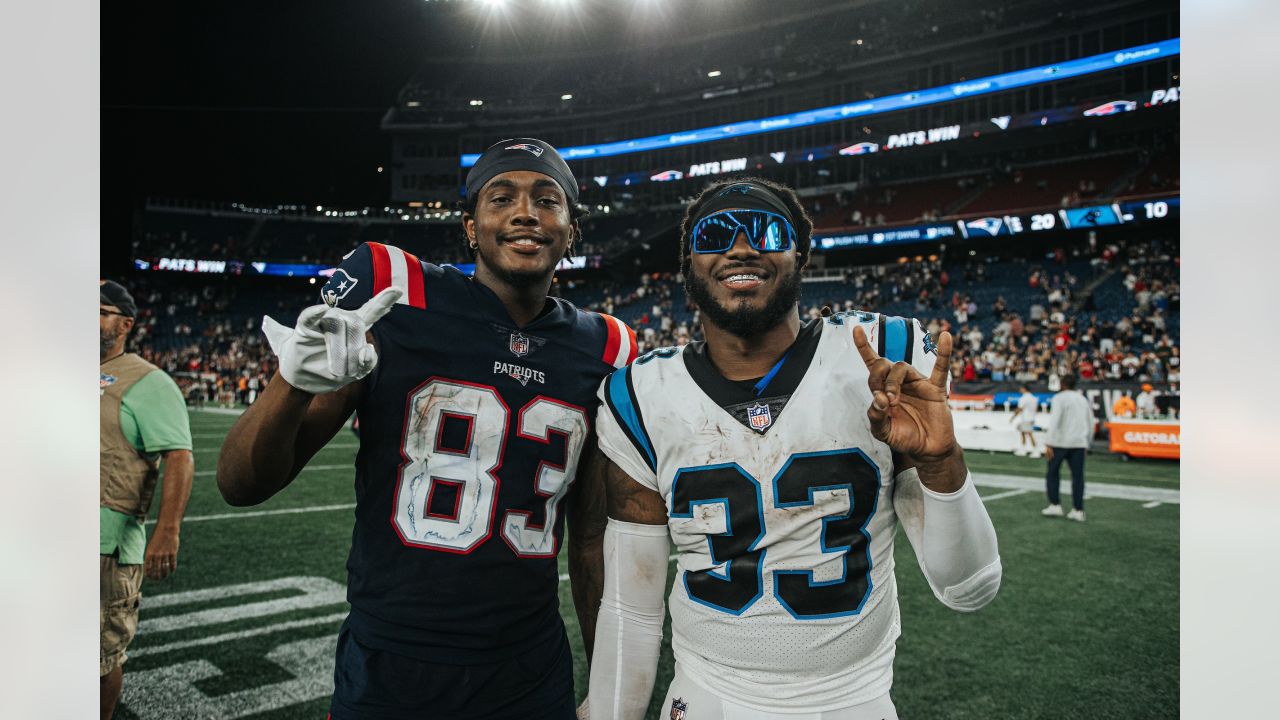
[1136,383,1158,418]
[1078,356,1095,381]
[1112,392,1137,418]
[1009,385,1042,458]
[1053,326,1070,353]
[1041,374,1092,523]
[100,280,194,720]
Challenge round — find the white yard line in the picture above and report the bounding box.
[159,504,357,524]
[972,472,1179,504]
[978,488,1031,503]
[175,472,1177,524]
[193,443,357,452]
[194,463,350,478]
[189,407,247,416]
[131,612,349,659]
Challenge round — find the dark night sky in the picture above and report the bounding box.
[102,1,430,216]
[100,0,768,209]
[98,0,869,265]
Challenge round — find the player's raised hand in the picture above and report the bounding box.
[262,286,403,394]
[852,324,958,462]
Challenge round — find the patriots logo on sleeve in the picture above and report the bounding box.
[321,269,359,307]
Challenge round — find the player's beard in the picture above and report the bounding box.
[686,263,803,339]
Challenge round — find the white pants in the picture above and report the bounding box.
[661,664,898,720]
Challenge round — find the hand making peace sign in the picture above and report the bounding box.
[852,324,960,465]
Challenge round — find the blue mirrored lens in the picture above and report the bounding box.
[761,219,785,251]
[692,210,794,253]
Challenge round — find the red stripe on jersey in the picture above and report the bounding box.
[602,313,621,365]
[369,242,392,294]
[403,249,426,309]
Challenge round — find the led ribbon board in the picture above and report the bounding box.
[460,39,1179,167]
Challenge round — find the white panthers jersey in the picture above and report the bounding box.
[595,312,940,713]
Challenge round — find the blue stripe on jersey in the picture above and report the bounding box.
[884,316,908,363]
[606,366,656,471]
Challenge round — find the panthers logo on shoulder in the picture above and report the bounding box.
[922,331,939,355]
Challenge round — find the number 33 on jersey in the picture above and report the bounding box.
[594,313,938,704]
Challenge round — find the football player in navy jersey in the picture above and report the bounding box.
[218,138,635,720]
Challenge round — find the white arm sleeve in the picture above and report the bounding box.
[893,468,1002,612]
[588,519,670,720]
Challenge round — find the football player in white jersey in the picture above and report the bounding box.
[584,178,1001,720]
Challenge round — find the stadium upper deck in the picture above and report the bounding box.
[382,0,1177,203]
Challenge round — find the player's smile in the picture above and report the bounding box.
[498,231,552,255]
[716,263,771,293]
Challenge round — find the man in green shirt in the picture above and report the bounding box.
[99,280,194,720]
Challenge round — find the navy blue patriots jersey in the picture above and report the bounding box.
[323,242,636,663]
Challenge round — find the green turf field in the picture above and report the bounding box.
[115,409,1178,719]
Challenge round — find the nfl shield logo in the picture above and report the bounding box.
[669,697,688,720]
[509,332,530,357]
[747,403,772,432]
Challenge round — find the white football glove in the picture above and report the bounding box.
[576,698,589,720]
[262,287,403,394]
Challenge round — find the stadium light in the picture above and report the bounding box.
[707,70,721,77]
[469,99,484,106]
[561,93,573,100]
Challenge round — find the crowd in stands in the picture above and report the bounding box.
[124,276,277,406]
[568,235,1180,393]
[123,226,1178,409]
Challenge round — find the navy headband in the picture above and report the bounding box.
[691,182,794,226]
[464,138,579,205]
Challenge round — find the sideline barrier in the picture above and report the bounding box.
[951,409,1049,454]
[1107,420,1180,459]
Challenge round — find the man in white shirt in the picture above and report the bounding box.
[1008,385,1041,458]
[1041,374,1093,522]
[1136,383,1158,418]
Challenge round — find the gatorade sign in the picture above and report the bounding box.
[1108,421,1180,459]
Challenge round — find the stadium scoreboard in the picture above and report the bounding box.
[954,197,1180,239]
[815,195,1179,250]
